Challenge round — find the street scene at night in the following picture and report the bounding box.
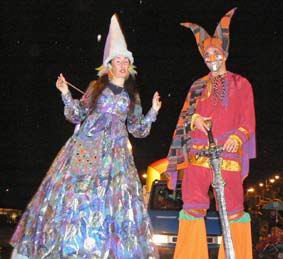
[1,0,282,258]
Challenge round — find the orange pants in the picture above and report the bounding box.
[218,221,253,259]
[174,218,253,259]
[174,219,209,259]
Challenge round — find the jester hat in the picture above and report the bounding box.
[97,14,136,77]
[180,8,237,58]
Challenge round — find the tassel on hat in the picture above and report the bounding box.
[97,14,136,77]
[181,8,237,58]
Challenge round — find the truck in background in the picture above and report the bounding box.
[145,158,222,258]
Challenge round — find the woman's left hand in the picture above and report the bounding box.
[152,91,162,112]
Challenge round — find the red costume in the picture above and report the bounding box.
[185,72,255,215]
[166,8,256,259]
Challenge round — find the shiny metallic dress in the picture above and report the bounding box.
[11,83,159,259]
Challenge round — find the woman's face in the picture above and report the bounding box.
[110,56,130,79]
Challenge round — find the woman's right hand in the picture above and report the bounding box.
[56,73,69,95]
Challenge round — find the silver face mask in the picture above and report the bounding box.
[205,54,224,72]
[204,47,226,73]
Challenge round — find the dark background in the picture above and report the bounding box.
[1,0,282,208]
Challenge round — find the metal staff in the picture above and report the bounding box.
[196,121,236,259]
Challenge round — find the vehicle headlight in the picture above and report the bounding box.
[152,234,175,244]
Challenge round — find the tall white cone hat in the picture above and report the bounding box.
[103,14,134,66]
[97,14,135,77]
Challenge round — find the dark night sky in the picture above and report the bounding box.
[1,0,282,208]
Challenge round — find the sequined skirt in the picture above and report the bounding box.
[10,135,159,259]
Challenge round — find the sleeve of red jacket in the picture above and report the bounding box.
[231,77,256,150]
[166,91,191,190]
[233,76,256,179]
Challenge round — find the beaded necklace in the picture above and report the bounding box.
[211,74,226,106]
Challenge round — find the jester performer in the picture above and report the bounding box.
[10,14,161,258]
[166,8,256,259]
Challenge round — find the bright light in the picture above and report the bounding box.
[269,178,275,183]
[11,213,17,221]
[142,173,147,179]
[259,183,264,187]
[247,187,255,193]
[152,234,170,244]
[275,175,280,180]
[127,140,132,151]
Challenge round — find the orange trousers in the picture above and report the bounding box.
[174,219,253,259]
[218,221,253,259]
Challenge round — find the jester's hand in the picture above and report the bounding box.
[196,116,213,134]
[223,137,240,152]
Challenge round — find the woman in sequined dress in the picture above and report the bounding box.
[10,14,161,259]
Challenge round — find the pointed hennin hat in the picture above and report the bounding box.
[180,8,237,58]
[97,14,136,77]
